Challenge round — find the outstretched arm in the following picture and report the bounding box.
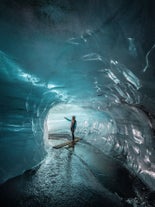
[64,117,71,122]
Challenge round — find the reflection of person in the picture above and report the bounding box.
[64,116,77,142]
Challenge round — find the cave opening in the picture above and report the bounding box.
[46,103,85,146]
[45,102,114,147]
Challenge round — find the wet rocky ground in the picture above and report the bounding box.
[0,136,153,207]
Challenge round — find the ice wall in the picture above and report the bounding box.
[0,51,59,183]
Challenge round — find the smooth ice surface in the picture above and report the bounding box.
[0,0,155,195]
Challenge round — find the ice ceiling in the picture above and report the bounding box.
[0,0,155,191]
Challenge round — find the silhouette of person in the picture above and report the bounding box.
[64,116,77,142]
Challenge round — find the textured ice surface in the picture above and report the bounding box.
[0,0,155,192]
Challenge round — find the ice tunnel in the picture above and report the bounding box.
[0,0,155,206]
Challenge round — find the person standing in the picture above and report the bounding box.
[64,116,77,142]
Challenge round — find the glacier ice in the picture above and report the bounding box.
[0,0,155,194]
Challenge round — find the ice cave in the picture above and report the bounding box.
[0,0,155,206]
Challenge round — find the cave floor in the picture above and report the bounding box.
[0,136,150,207]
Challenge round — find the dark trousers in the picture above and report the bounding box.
[71,130,75,141]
